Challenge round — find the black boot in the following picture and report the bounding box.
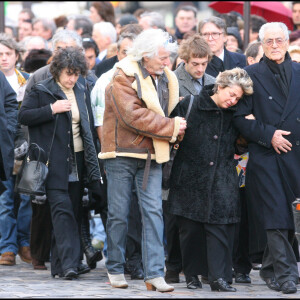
[81,209,103,269]
[210,278,237,292]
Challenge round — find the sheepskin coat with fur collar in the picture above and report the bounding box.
[99,55,181,164]
[167,85,241,224]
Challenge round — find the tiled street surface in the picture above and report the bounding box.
[0,256,299,298]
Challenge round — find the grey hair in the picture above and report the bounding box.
[117,32,137,51]
[126,28,178,62]
[74,16,93,37]
[0,33,24,53]
[93,22,117,43]
[213,67,253,95]
[51,29,82,51]
[140,11,166,30]
[33,18,57,36]
[21,35,48,50]
[259,22,289,42]
[198,16,227,34]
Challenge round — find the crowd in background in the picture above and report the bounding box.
[0,0,300,295]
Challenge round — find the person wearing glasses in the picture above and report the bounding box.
[198,16,246,78]
[234,22,300,294]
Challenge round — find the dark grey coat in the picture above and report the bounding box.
[174,62,216,97]
[167,85,240,224]
[19,77,101,191]
[0,71,18,180]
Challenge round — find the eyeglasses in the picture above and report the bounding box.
[263,38,286,47]
[201,32,223,40]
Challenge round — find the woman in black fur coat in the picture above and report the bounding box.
[167,68,253,292]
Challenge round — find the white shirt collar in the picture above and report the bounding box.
[98,49,107,62]
[218,49,225,61]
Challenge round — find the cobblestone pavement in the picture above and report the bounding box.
[0,256,299,298]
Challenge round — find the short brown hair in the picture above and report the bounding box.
[178,34,212,62]
[91,2,115,26]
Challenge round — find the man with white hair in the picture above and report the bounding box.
[100,29,187,292]
[138,11,166,31]
[92,22,117,62]
[234,22,300,294]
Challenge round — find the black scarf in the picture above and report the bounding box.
[263,52,292,99]
[206,55,225,78]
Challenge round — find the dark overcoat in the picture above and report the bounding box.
[0,71,18,180]
[167,85,240,224]
[19,77,101,191]
[233,59,300,230]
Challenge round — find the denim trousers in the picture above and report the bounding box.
[104,157,165,280]
[0,175,31,254]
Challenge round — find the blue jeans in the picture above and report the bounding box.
[0,175,32,254]
[104,157,165,280]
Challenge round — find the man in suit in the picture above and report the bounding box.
[234,22,300,294]
[198,16,246,78]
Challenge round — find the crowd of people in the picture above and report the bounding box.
[0,0,300,295]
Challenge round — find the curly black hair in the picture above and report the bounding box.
[50,46,88,80]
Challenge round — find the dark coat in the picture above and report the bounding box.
[19,77,101,191]
[95,55,118,78]
[0,71,18,180]
[233,59,300,230]
[167,85,240,224]
[205,47,246,78]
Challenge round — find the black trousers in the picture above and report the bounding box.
[260,229,299,285]
[233,188,252,274]
[163,201,182,273]
[177,216,235,282]
[47,151,84,275]
[125,188,142,269]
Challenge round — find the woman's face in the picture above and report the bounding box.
[214,84,243,109]
[58,68,80,89]
[89,6,102,24]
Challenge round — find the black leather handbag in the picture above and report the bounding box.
[162,95,194,190]
[15,115,58,196]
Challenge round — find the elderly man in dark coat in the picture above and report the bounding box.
[234,22,300,294]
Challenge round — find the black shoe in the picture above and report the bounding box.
[77,262,91,275]
[262,277,281,291]
[201,275,209,284]
[85,247,103,268]
[281,281,297,294]
[165,270,180,283]
[210,278,237,292]
[63,268,78,280]
[235,273,251,284]
[130,266,144,280]
[186,275,202,289]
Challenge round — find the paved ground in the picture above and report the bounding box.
[0,256,299,298]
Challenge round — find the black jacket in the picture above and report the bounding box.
[19,77,101,190]
[0,71,18,180]
[95,55,118,78]
[206,47,246,78]
[167,85,240,224]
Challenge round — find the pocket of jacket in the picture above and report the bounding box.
[132,134,144,146]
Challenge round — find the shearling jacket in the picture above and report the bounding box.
[99,56,181,164]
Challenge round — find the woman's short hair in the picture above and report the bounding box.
[126,28,178,62]
[213,68,253,95]
[178,34,212,62]
[50,47,87,80]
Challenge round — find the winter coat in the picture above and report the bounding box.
[19,77,101,191]
[167,85,240,224]
[233,59,300,230]
[0,71,18,180]
[99,55,181,164]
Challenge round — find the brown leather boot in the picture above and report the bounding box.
[18,246,32,263]
[32,258,47,270]
[0,252,16,265]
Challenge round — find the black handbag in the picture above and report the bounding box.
[162,95,194,190]
[15,115,58,196]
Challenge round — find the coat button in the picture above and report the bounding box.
[67,158,69,162]
[68,144,70,148]
[209,162,214,166]
[296,141,300,146]
[269,96,272,100]
[297,118,300,122]
[68,131,70,134]
[213,135,218,140]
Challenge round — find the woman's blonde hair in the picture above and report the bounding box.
[213,68,253,96]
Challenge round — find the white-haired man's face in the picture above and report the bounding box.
[143,47,170,77]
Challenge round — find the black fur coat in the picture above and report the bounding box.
[167,85,240,224]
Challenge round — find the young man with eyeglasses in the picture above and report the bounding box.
[234,22,300,295]
[198,16,246,78]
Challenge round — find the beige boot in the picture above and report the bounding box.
[145,277,174,292]
[107,273,128,288]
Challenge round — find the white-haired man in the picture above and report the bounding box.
[101,29,186,292]
[234,22,300,294]
[92,22,117,62]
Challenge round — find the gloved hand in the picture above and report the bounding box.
[14,141,28,160]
